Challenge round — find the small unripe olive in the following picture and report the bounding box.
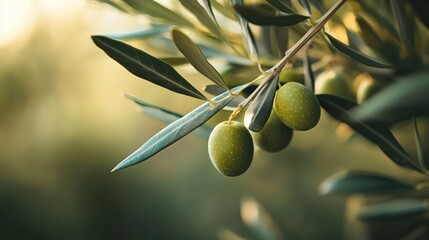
[208,121,253,176]
[251,111,293,152]
[274,82,321,131]
[315,70,355,100]
[356,76,381,104]
[279,69,305,84]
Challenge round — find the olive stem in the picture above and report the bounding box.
[228,0,348,120]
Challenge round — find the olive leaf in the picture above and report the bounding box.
[231,0,259,62]
[92,35,207,100]
[202,0,217,23]
[298,0,311,14]
[325,33,392,68]
[203,85,246,110]
[266,0,294,13]
[413,117,427,172]
[159,57,189,66]
[358,199,429,221]
[317,94,421,172]
[303,48,315,92]
[319,171,415,196]
[244,76,278,132]
[408,0,429,29]
[390,0,415,52]
[212,0,236,20]
[124,93,213,139]
[112,84,250,171]
[171,28,228,90]
[352,71,429,123]
[106,24,169,40]
[124,0,193,27]
[233,4,309,26]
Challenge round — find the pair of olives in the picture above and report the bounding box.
[208,82,321,176]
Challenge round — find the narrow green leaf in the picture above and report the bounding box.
[303,48,315,92]
[124,93,212,139]
[319,171,415,196]
[202,0,217,23]
[298,0,311,14]
[274,26,288,56]
[358,199,429,221]
[203,85,246,110]
[231,0,260,62]
[179,0,230,45]
[408,0,429,29]
[352,72,429,123]
[318,94,421,172]
[325,33,392,68]
[171,28,228,89]
[266,0,294,13]
[112,84,250,171]
[212,0,236,20]
[244,76,278,132]
[92,35,207,100]
[233,4,309,26]
[106,25,169,40]
[124,0,193,27]
[390,0,415,52]
[159,57,189,66]
[400,226,429,240]
[413,117,427,172]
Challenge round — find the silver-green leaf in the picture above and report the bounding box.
[358,199,429,221]
[233,4,309,26]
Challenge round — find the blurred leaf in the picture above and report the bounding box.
[212,0,236,19]
[303,48,315,92]
[199,44,253,65]
[274,26,288,56]
[319,171,415,196]
[112,84,249,171]
[401,226,429,240]
[413,117,427,172]
[266,0,294,13]
[202,0,217,23]
[172,28,228,89]
[124,93,212,139]
[92,36,207,100]
[352,72,429,123]
[233,4,309,26]
[325,33,392,68]
[408,0,429,29]
[231,0,260,62]
[124,0,193,27]
[318,94,421,172]
[106,25,169,40]
[179,0,231,46]
[390,0,415,52]
[244,76,278,132]
[159,57,189,66]
[298,0,311,14]
[358,199,429,221]
[203,84,225,96]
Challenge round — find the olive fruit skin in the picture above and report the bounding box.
[279,69,305,84]
[315,70,354,100]
[252,112,293,152]
[208,121,253,176]
[274,82,321,131]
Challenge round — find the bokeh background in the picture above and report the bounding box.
[0,0,423,239]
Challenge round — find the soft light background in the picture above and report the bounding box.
[0,0,420,239]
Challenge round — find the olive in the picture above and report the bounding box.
[274,82,321,131]
[315,70,355,100]
[279,69,305,84]
[356,76,381,104]
[208,121,253,176]
[252,111,293,152]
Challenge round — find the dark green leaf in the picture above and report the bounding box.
[124,93,212,139]
[244,76,278,132]
[112,84,249,171]
[401,226,429,240]
[318,94,421,172]
[358,199,429,221]
[233,4,309,26]
[390,0,415,52]
[352,72,429,123]
[106,25,169,40]
[92,35,207,100]
[409,0,429,29]
[124,0,193,27]
[159,57,189,66]
[266,0,294,13]
[319,171,415,196]
[274,26,288,56]
[303,48,314,92]
[298,0,311,14]
[231,0,259,62]
[172,28,227,89]
[325,33,392,68]
[413,117,427,172]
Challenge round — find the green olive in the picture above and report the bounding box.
[315,70,355,100]
[251,111,293,152]
[279,69,305,84]
[356,76,381,104]
[208,121,253,176]
[274,82,321,131]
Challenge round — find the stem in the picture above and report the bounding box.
[229,0,348,120]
